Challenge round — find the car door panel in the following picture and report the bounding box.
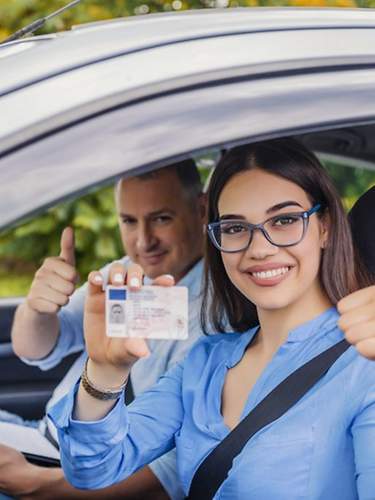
[0,298,79,420]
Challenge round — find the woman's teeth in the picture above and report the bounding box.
[251,267,289,279]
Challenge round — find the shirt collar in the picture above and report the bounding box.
[286,306,340,343]
[227,306,341,367]
[177,258,204,299]
[143,258,203,299]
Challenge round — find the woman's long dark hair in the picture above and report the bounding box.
[201,138,372,334]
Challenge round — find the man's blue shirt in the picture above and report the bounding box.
[49,307,375,499]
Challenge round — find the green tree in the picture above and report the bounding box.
[2,0,375,41]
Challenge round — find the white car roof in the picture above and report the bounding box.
[1,8,375,228]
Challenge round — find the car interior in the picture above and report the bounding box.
[0,125,374,430]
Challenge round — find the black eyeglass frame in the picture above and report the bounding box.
[207,204,322,253]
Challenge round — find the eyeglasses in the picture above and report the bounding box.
[207,204,322,253]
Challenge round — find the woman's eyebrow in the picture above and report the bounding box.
[219,214,246,221]
[219,202,304,220]
[266,201,303,214]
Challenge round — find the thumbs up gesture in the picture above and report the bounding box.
[26,227,78,315]
[338,285,375,361]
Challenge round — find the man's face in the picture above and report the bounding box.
[116,169,205,282]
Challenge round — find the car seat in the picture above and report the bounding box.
[348,185,375,278]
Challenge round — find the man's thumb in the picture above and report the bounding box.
[59,227,76,267]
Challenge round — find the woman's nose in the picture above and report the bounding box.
[244,228,279,260]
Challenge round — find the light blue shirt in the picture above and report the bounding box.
[49,307,375,499]
[23,257,204,499]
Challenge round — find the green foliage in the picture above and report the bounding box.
[0,185,124,296]
[323,161,375,211]
[1,0,375,41]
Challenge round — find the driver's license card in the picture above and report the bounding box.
[105,285,188,339]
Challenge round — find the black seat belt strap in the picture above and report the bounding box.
[187,338,350,499]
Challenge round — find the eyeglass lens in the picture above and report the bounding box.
[215,214,305,251]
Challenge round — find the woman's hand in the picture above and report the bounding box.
[338,285,375,360]
[84,262,175,386]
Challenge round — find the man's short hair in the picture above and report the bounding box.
[116,159,202,204]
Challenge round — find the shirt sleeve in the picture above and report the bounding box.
[351,381,375,499]
[48,361,185,490]
[20,282,87,370]
[149,449,185,500]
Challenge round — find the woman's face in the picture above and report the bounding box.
[218,168,329,313]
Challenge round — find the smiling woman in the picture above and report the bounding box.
[203,138,371,334]
[49,137,375,500]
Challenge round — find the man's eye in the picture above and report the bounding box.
[154,215,172,224]
[121,218,136,225]
[273,215,299,226]
[221,223,247,234]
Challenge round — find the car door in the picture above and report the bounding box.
[0,295,79,420]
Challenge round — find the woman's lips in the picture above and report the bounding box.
[245,266,292,287]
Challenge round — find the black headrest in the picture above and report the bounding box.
[348,186,375,276]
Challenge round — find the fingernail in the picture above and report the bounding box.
[114,273,123,284]
[130,277,140,287]
[94,275,103,284]
[164,274,174,281]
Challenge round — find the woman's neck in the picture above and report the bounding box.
[254,283,333,356]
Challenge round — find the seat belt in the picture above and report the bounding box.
[186,338,350,500]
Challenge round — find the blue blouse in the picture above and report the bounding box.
[49,307,375,499]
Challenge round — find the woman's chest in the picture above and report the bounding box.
[221,348,272,430]
[179,362,358,499]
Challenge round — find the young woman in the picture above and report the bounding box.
[50,139,375,499]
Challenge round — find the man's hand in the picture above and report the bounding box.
[0,444,41,497]
[0,444,168,500]
[338,285,375,360]
[26,227,77,315]
[11,227,78,360]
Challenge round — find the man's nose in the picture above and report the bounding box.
[245,228,278,260]
[136,222,157,252]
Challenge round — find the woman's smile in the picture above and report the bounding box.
[243,263,294,287]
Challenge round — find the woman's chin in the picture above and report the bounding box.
[253,298,292,312]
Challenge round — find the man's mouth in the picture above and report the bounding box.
[140,251,168,264]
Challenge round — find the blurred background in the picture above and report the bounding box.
[1,0,375,297]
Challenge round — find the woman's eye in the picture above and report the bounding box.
[222,223,246,234]
[273,215,299,226]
